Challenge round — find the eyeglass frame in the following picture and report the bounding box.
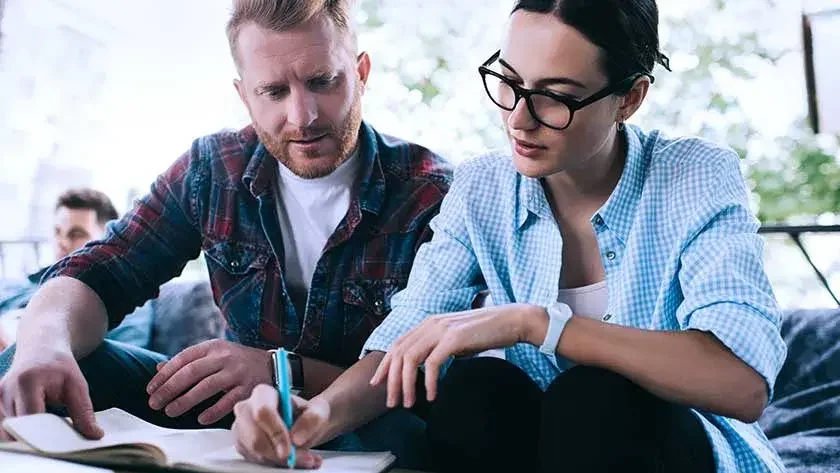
[478,50,654,130]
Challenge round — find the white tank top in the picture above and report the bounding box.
[556,280,609,319]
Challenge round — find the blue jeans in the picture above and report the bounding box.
[0,341,428,469]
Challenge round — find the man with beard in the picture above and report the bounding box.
[0,0,451,464]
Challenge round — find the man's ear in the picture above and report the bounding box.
[234,78,248,106]
[356,52,371,94]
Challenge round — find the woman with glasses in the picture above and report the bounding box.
[230,0,785,472]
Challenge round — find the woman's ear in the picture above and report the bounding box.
[616,76,651,124]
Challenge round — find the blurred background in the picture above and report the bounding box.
[0,0,837,308]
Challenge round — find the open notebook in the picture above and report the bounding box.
[0,408,395,473]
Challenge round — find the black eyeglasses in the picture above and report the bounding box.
[478,50,653,130]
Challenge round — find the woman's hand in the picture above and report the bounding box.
[369,303,543,408]
[232,385,330,469]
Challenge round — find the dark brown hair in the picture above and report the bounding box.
[55,188,119,225]
[513,0,671,85]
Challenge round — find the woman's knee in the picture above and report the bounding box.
[430,357,540,429]
[426,357,541,472]
[438,356,536,397]
[543,366,654,429]
[545,365,643,399]
[540,366,714,473]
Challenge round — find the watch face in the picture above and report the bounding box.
[549,301,572,317]
[288,352,304,389]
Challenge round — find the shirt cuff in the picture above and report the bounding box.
[360,308,427,359]
[686,301,787,400]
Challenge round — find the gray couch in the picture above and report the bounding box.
[148,280,224,357]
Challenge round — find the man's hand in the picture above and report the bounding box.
[146,340,273,425]
[232,384,327,469]
[369,304,542,408]
[0,349,103,441]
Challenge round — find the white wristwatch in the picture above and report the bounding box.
[539,301,574,355]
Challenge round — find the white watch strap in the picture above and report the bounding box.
[539,302,573,355]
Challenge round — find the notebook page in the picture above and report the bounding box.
[182,447,396,473]
[3,408,188,455]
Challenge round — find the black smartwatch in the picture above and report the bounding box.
[287,351,305,394]
[270,349,305,395]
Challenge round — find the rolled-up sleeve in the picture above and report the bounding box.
[42,143,204,329]
[676,153,787,399]
[362,166,485,356]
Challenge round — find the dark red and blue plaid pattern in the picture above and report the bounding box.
[43,122,452,367]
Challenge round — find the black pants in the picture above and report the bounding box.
[425,358,716,473]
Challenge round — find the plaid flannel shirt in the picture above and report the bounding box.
[44,122,452,367]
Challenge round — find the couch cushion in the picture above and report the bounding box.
[760,308,840,473]
[150,280,224,357]
[772,308,840,404]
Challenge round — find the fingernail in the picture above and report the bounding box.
[147,383,157,394]
[149,397,160,409]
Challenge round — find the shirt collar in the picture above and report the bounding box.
[354,122,386,217]
[516,174,553,229]
[515,125,646,241]
[28,266,49,284]
[243,137,276,198]
[595,125,646,244]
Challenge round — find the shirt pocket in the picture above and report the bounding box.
[341,278,406,339]
[203,240,272,345]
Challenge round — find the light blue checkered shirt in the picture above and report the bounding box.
[363,125,787,473]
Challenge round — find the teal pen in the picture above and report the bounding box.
[274,349,296,468]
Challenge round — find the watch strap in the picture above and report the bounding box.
[539,302,573,355]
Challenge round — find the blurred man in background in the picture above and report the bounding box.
[0,188,154,350]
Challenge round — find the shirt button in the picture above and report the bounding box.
[593,215,604,226]
[606,251,616,261]
[603,313,612,321]
[230,261,240,269]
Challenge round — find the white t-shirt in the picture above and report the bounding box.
[273,149,361,316]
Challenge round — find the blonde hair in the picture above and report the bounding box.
[226,0,356,68]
